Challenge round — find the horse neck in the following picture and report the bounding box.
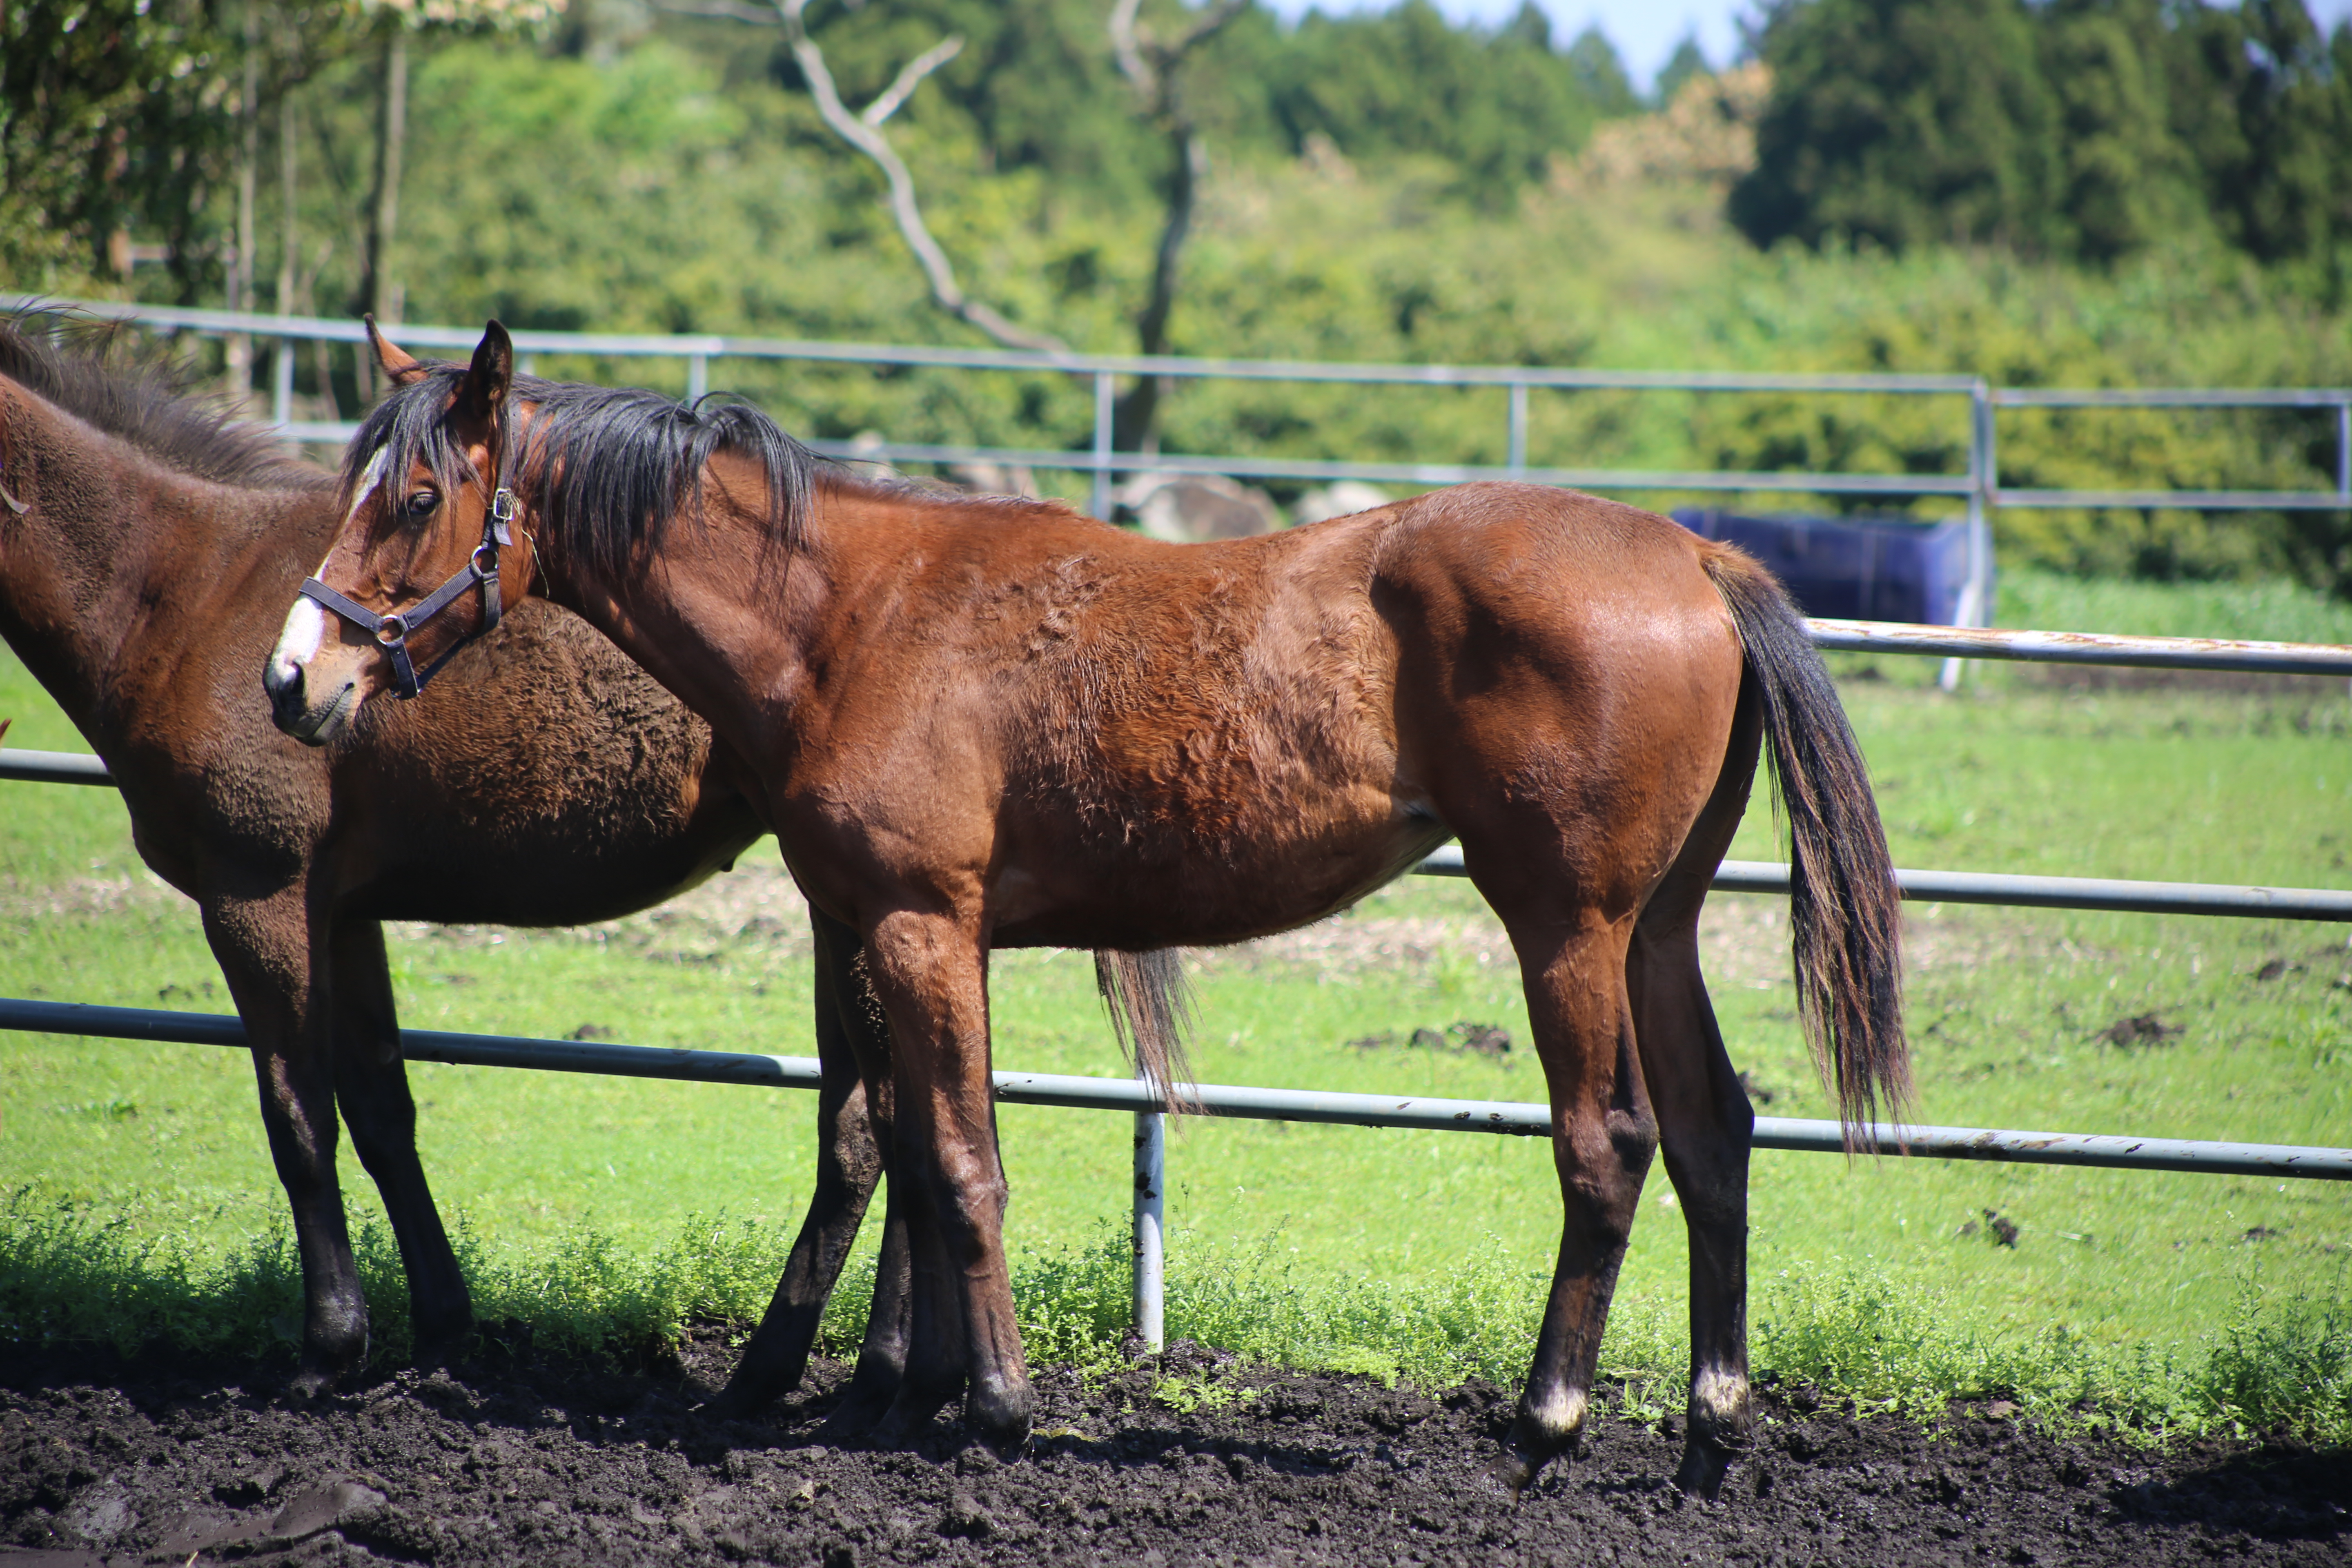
[550,477,878,762]
[0,385,305,732]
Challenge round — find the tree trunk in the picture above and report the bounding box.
[1112,128,1205,454]
[360,18,409,394]
[277,86,298,316]
[276,21,299,426]
[226,1,261,414]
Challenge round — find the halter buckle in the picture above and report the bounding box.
[490,487,517,546]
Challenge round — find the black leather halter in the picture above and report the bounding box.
[296,421,517,701]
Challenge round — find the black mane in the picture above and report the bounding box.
[0,308,318,491]
[345,364,820,577]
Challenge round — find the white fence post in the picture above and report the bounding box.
[1131,1108,1165,1352]
[1091,372,1116,522]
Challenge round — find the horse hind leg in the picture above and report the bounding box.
[1630,886,1755,1499]
[1632,697,1765,1499]
[328,917,473,1359]
[1490,915,1655,1492]
[816,1185,913,1440]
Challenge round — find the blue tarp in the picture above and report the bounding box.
[1671,509,1987,626]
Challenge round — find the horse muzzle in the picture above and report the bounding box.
[265,596,366,746]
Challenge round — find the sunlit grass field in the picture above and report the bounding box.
[3,568,2348,1433]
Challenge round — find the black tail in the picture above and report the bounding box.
[1094,949,1198,1113]
[1703,546,1909,1145]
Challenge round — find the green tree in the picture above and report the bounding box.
[2163,0,2346,265]
[1732,0,2352,271]
[2040,0,2194,264]
[1650,32,1711,111]
[1266,1,1627,200]
[1731,0,2062,255]
[0,0,235,294]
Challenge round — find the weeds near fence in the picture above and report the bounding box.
[3,1188,2344,1447]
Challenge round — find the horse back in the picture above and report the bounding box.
[799,483,1742,946]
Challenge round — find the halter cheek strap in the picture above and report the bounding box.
[296,423,519,701]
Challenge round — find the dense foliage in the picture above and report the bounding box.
[1733,0,2352,271]
[4,0,2350,590]
[0,0,243,291]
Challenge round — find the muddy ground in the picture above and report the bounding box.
[1,1336,2343,1568]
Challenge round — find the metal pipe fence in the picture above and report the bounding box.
[20,296,2352,667]
[9,745,2350,920]
[6,611,2352,1338]
[5,999,2346,1183]
[5,300,2351,1344]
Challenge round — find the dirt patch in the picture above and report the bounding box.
[2009,664,2349,699]
[2095,1012,2186,1049]
[0,871,187,922]
[2,1338,2342,1566]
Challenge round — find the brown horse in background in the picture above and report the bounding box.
[0,314,904,1403]
[274,321,1907,1498]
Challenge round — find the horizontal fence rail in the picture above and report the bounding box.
[7,307,2350,1343]
[1806,619,2352,676]
[4,998,2345,1183]
[1414,848,2352,922]
[14,298,2350,528]
[0,748,113,786]
[12,741,2349,922]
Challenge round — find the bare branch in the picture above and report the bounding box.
[647,0,778,24]
[779,0,1065,354]
[1107,0,1246,450]
[1111,0,1245,117]
[1109,0,1155,102]
[863,36,963,128]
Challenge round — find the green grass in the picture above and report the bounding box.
[4,595,2350,1441]
[1996,565,2352,646]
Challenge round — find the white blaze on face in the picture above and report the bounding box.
[264,448,387,696]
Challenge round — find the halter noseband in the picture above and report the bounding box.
[296,418,519,701]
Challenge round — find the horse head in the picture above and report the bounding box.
[266,321,542,744]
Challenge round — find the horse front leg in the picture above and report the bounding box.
[1495,918,1654,1492]
[203,890,366,1395]
[714,907,892,1419]
[860,908,1031,1451]
[327,917,473,1361]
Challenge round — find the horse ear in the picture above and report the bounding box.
[459,321,514,423]
[365,316,428,387]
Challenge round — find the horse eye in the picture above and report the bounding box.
[403,489,439,519]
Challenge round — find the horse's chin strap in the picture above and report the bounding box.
[296,432,519,702]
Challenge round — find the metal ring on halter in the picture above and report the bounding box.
[374,613,410,647]
[470,542,497,577]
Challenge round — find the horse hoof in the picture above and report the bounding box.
[1491,1413,1578,1498]
[1673,1437,1735,1501]
[704,1382,774,1423]
[866,1412,921,1448]
[965,1380,1031,1449]
[1488,1446,1541,1499]
[285,1365,341,1401]
[412,1317,474,1371]
[813,1359,905,1443]
[869,1385,958,1450]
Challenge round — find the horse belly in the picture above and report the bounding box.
[989,777,1441,950]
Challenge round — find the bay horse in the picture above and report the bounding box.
[270,321,1907,1498]
[0,312,960,1406]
